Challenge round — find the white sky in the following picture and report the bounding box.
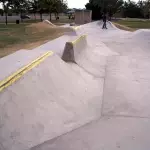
[67,0,89,8]
[67,0,139,8]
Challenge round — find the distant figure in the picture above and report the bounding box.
[102,14,107,29]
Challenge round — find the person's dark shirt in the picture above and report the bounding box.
[103,15,106,22]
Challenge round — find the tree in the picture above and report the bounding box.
[85,0,102,20]
[0,0,12,24]
[122,0,142,18]
[52,0,61,19]
[52,0,67,20]
[43,0,67,21]
[142,0,150,18]
[29,0,38,20]
[43,0,54,21]
[0,8,4,16]
[11,0,29,22]
[85,0,124,20]
[27,0,46,21]
[38,0,46,21]
[0,0,68,24]
[92,0,124,14]
[137,0,144,18]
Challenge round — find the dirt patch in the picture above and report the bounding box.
[0,41,48,58]
[26,22,56,33]
[26,22,74,34]
[28,22,54,29]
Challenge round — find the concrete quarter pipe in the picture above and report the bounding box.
[0,47,104,150]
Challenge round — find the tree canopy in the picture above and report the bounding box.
[0,0,68,24]
[85,0,150,19]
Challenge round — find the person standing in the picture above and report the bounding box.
[102,14,107,29]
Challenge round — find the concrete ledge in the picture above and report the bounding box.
[62,35,107,78]
[62,35,87,63]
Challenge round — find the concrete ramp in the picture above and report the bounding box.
[0,50,48,81]
[62,35,108,77]
[43,20,56,26]
[132,29,150,41]
[33,35,79,56]
[0,52,104,150]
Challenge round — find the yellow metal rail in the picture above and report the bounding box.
[72,35,87,45]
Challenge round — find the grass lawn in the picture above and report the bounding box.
[0,17,74,58]
[113,20,150,31]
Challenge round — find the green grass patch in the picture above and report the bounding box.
[0,21,73,58]
[0,24,29,28]
[0,15,74,58]
[23,19,41,23]
[115,20,150,29]
[0,24,30,48]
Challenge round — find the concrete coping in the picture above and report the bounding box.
[72,35,87,45]
[72,26,81,31]
[0,51,53,92]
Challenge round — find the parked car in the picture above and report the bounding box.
[21,15,31,19]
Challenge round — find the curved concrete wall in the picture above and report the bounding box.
[0,53,104,150]
[62,35,107,77]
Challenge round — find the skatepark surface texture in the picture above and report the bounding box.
[0,21,150,150]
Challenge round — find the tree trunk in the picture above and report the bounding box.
[57,13,59,19]
[3,3,8,25]
[5,12,8,25]
[55,13,57,20]
[40,12,43,22]
[56,13,59,20]
[34,12,36,20]
[21,10,23,22]
[49,12,52,21]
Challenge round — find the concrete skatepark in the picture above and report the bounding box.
[0,21,150,150]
